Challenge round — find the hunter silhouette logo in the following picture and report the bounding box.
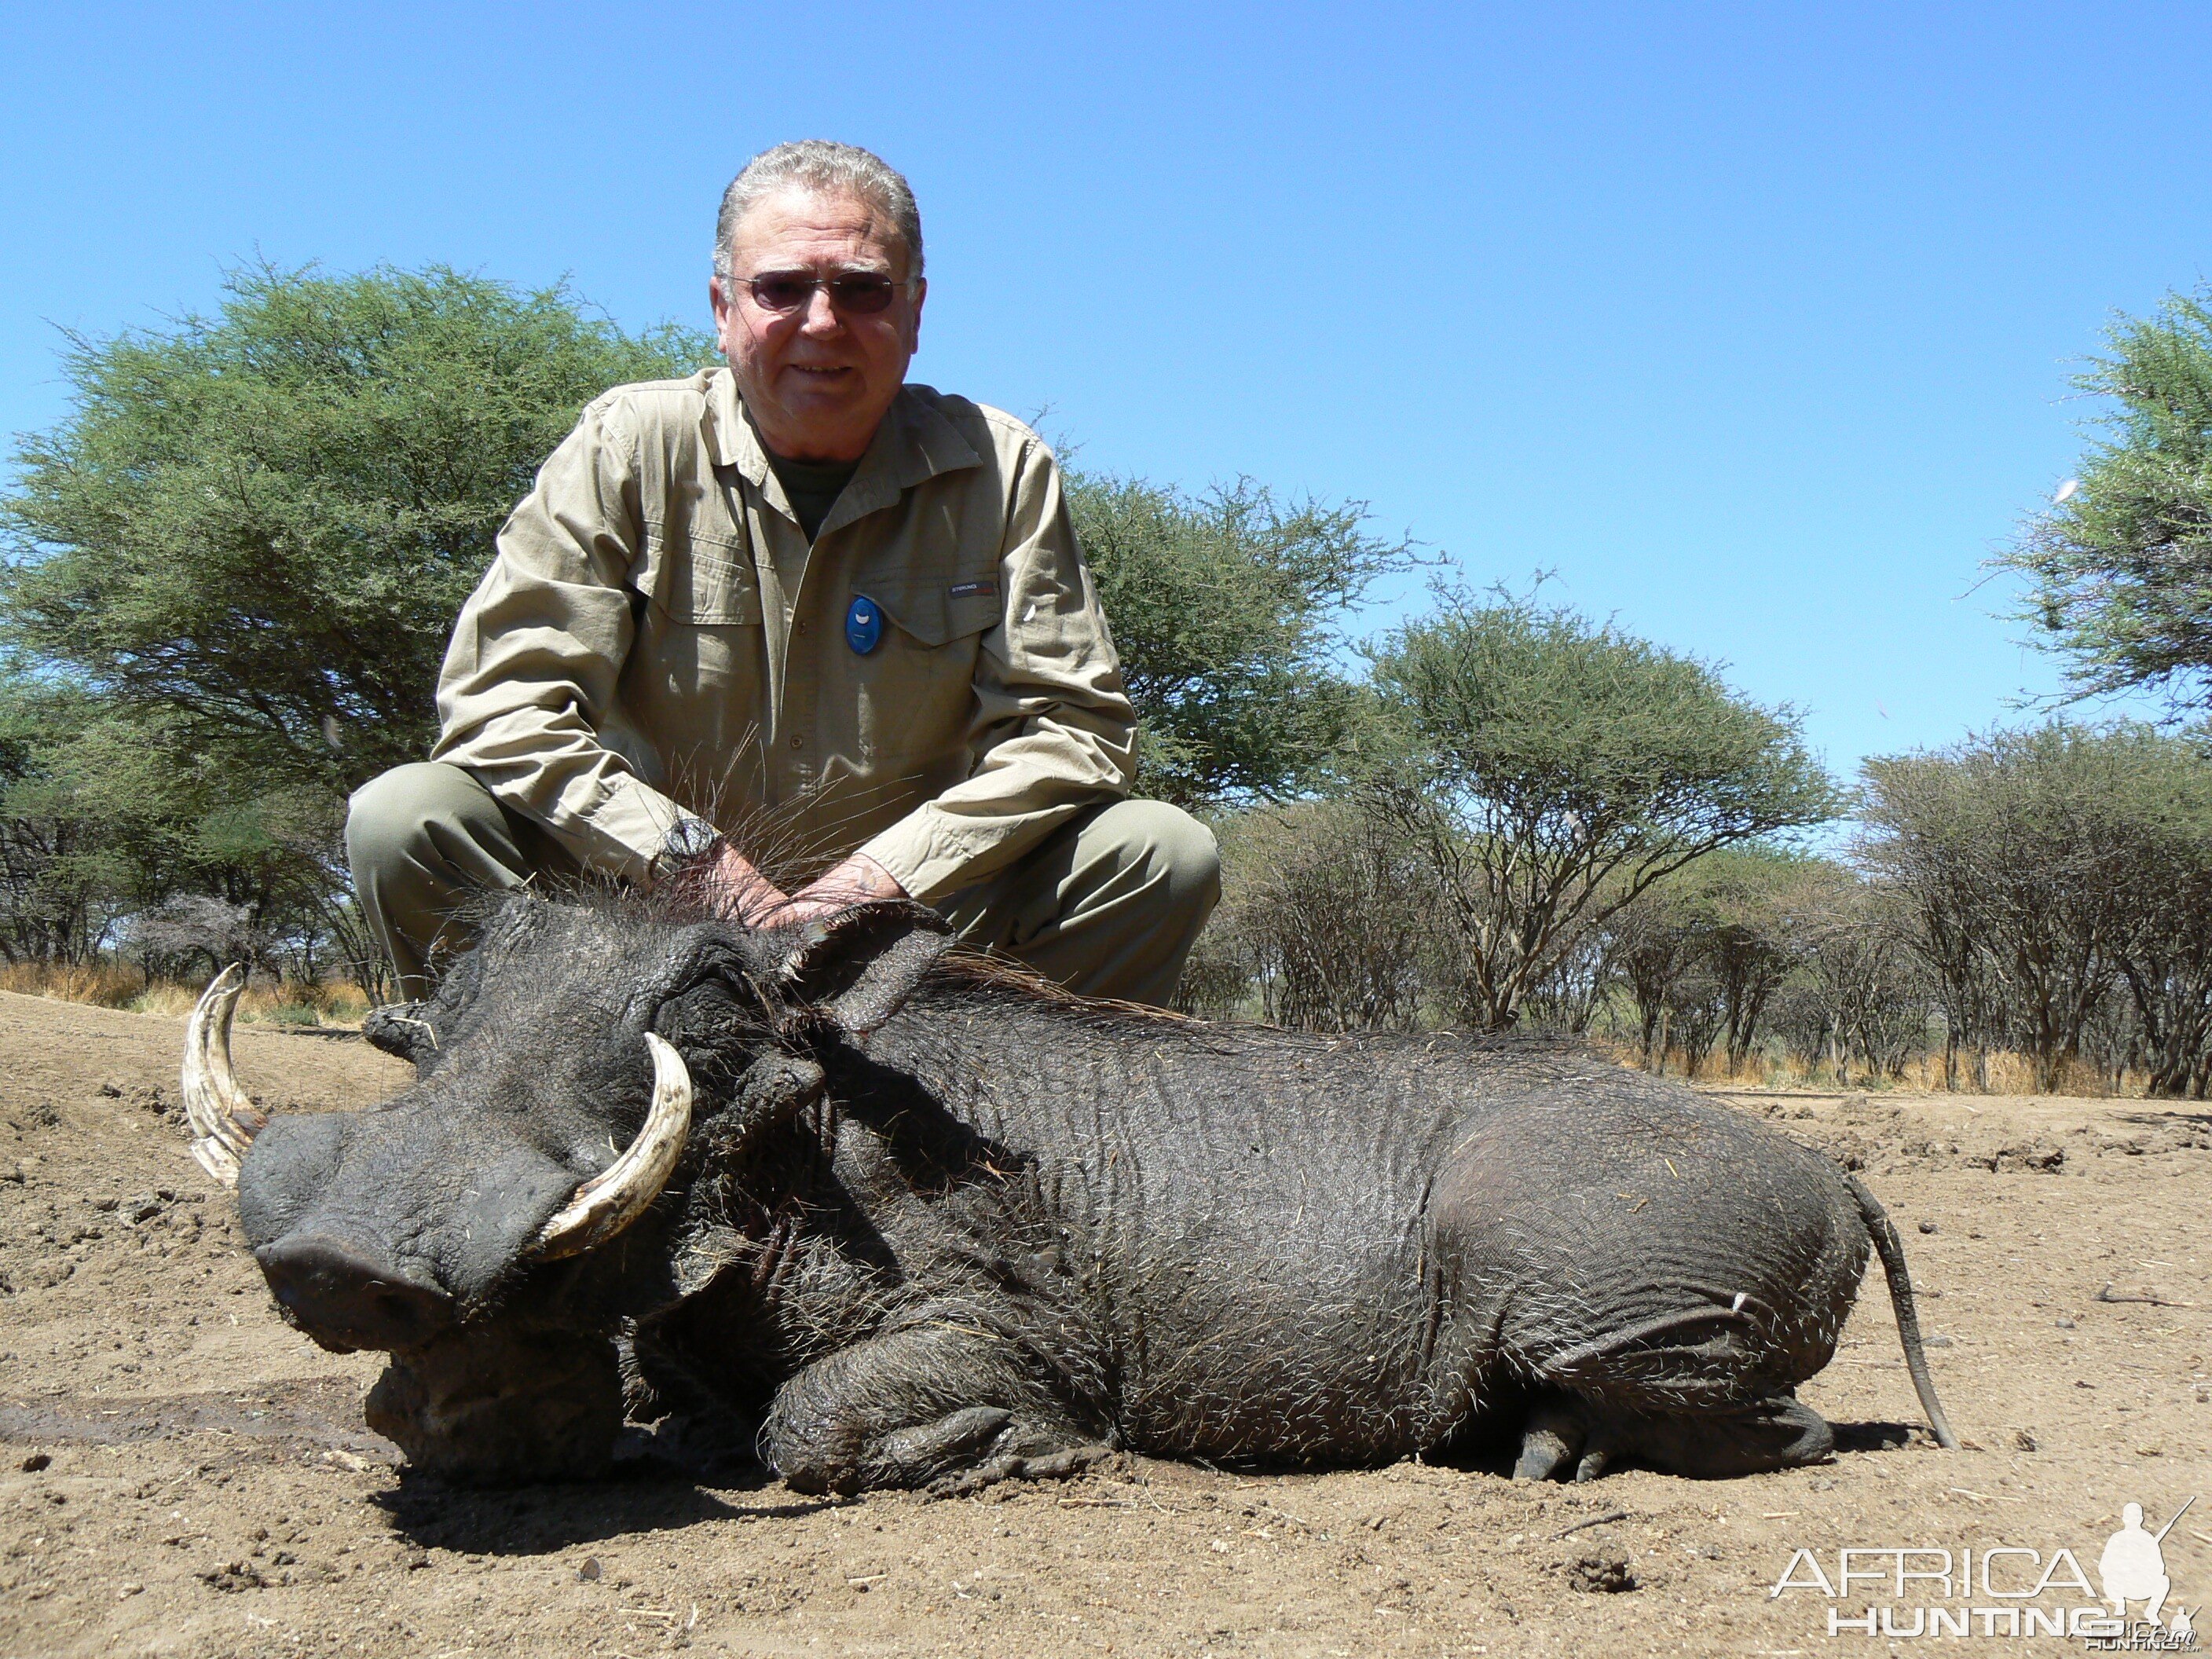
[2100,1498,2193,1631]
[1767,1494,2200,1646]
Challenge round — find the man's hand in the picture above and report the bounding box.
[676,840,907,929]
[680,841,789,925]
[777,852,908,928]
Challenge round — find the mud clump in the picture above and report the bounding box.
[200,1560,272,1592]
[1971,1139,2065,1173]
[1568,1553,1638,1593]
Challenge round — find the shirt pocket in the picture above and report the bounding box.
[642,529,764,627]
[867,577,1002,648]
[628,528,766,735]
[852,577,1003,768]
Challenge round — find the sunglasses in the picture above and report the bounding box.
[735,271,908,316]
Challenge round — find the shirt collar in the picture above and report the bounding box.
[704,368,983,532]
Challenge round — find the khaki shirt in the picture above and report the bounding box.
[430,368,1136,902]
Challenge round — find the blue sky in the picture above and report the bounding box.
[4,2,2207,789]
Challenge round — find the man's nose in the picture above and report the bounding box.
[256,1232,456,1352]
[799,286,844,333]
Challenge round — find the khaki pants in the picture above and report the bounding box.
[346,762,1220,1007]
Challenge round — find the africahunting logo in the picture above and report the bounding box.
[1767,1495,2198,1648]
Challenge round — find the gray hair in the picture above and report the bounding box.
[714,141,924,281]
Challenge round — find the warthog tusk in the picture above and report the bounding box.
[181,965,267,1188]
[529,1032,693,1261]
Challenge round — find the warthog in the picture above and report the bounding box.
[180,893,1955,1492]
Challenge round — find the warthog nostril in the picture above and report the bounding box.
[255,1233,455,1353]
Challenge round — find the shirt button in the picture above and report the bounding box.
[795,620,808,635]
[789,734,804,749]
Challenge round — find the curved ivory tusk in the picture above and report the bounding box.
[529,1032,693,1262]
[181,965,266,1188]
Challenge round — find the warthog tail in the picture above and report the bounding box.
[1845,1174,1960,1451]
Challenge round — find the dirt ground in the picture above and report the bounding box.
[0,987,2206,1658]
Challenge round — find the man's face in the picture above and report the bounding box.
[711,187,925,463]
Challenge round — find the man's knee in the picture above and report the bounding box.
[1106,799,1221,910]
[346,762,500,881]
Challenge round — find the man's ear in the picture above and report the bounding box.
[778,900,954,1036]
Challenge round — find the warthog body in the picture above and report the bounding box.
[200,894,1953,1491]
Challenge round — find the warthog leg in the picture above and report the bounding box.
[1513,1395,1592,1481]
[925,1439,1117,1500]
[866,1404,1112,1496]
[1514,1389,1835,1481]
[764,1309,1115,1496]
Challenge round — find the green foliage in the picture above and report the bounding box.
[2,262,715,797]
[0,262,712,980]
[1364,584,1839,1028]
[2104,745,2212,1098]
[2004,286,2212,711]
[1765,860,1928,1088]
[0,674,132,961]
[0,661,353,970]
[1197,716,2212,1095]
[1862,720,2212,1096]
[1185,797,1431,1031]
[1067,476,1420,806]
[1864,723,2141,1089]
[1610,844,1815,1072]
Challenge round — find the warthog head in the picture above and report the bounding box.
[181,892,950,1482]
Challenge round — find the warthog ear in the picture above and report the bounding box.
[362,1001,441,1068]
[778,900,953,1036]
[699,1053,827,1164]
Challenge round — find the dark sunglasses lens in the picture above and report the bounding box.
[829,276,897,314]
[749,276,816,310]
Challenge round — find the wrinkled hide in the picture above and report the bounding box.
[219,893,1951,1490]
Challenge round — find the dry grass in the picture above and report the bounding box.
[0,961,370,1026]
[0,959,2159,1095]
[0,960,145,1010]
[1597,1038,2152,1098]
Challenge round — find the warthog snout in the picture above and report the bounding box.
[255,1233,456,1353]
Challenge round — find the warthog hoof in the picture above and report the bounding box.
[1514,1390,1835,1481]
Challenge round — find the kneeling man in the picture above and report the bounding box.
[348,140,1218,1004]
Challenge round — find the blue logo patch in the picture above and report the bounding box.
[845,593,883,655]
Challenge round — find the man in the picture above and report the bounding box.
[347,140,1218,1005]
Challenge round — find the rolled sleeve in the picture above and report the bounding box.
[859,440,1137,901]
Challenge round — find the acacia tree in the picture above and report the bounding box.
[1198,797,1431,1032]
[0,679,134,963]
[2003,285,2212,712]
[1691,848,1807,1069]
[2100,732,2212,1097]
[1610,882,1708,1069]
[1868,804,2009,1092]
[1069,477,1422,806]
[2,262,713,801]
[1601,846,1808,1072]
[1786,866,1928,1087]
[0,263,712,976]
[1862,724,2152,1093]
[1366,587,1837,1030]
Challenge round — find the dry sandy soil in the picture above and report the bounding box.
[0,987,2207,1658]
